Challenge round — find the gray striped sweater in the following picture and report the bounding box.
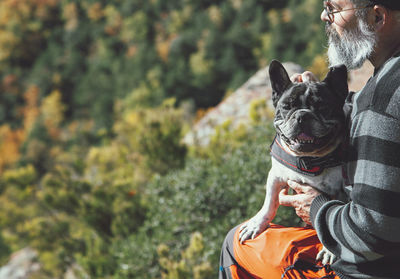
[310,54,400,279]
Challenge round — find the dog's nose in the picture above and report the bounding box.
[297,114,304,124]
[296,112,311,124]
[297,113,305,124]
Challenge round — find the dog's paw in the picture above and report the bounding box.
[238,216,269,244]
[316,246,336,265]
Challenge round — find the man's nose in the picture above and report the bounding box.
[321,9,330,22]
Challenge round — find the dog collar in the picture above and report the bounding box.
[270,135,342,176]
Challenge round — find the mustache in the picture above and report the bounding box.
[325,19,375,44]
[325,22,333,35]
[325,23,340,41]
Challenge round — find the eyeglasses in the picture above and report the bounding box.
[323,1,374,22]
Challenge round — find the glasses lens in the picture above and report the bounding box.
[324,2,334,22]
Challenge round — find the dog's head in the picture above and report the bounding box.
[269,60,348,156]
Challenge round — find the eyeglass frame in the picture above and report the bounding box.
[323,1,375,22]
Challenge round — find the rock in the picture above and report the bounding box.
[64,263,88,279]
[183,61,373,147]
[0,248,40,279]
[183,62,304,146]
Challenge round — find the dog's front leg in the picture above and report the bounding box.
[239,169,286,243]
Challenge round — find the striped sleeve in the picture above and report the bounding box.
[310,106,400,276]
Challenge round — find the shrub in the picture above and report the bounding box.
[114,99,187,177]
[158,232,213,279]
[113,123,301,278]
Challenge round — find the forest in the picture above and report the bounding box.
[0,0,329,278]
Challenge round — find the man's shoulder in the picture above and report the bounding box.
[354,56,400,119]
[384,86,400,119]
[375,55,400,85]
[376,56,400,119]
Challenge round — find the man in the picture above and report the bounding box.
[219,0,400,278]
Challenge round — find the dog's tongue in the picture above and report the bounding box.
[297,133,314,141]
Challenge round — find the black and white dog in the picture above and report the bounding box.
[239,60,349,264]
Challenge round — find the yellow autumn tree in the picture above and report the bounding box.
[0,0,59,69]
[0,85,41,173]
[0,126,24,173]
[104,5,122,36]
[62,2,79,31]
[86,2,104,22]
[40,90,66,140]
[21,85,40,135]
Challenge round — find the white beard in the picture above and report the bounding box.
[327,18,377,69]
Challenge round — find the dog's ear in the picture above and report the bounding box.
[269,60,292,107]
[323,64,349,102]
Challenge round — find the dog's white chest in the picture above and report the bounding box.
[270,157,343,199]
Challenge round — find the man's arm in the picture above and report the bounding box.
[311,128,400,263]
[280,111,400,267]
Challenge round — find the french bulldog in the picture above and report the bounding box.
[239,60,349,265]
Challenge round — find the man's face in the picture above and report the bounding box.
[322,0,378,69]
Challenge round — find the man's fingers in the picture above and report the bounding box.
[290,73,303,82]
[301,71,318,82]
[288,180,322,197]
[279,188,297,206]
[287,180,308,193]
[290,72,319,83]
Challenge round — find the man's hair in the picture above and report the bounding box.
[350,0,370,5]
[351,0,400,21]
[352,0,400,10]
[349,0,371,18]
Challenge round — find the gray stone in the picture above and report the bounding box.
[183,61,373,147]
[183,62,304,146]
[0,248,40,279]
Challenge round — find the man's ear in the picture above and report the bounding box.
[323,64,349,102]
[372,5,388,31]
[269,60,292,107]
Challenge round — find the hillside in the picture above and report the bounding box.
[0,0,373,278]
[0,60,374,278]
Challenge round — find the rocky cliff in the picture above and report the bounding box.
[0,248,40,279]
[184,61,373,146]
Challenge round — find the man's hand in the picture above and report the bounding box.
[279,180,322,225]
[290,71,319,83]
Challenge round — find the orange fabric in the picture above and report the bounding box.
[229,264,255,279]
[233,223,340,279]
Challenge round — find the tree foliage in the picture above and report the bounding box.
[0,0,329,277]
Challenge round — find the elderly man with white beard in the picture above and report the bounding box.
[219,1,400,278]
